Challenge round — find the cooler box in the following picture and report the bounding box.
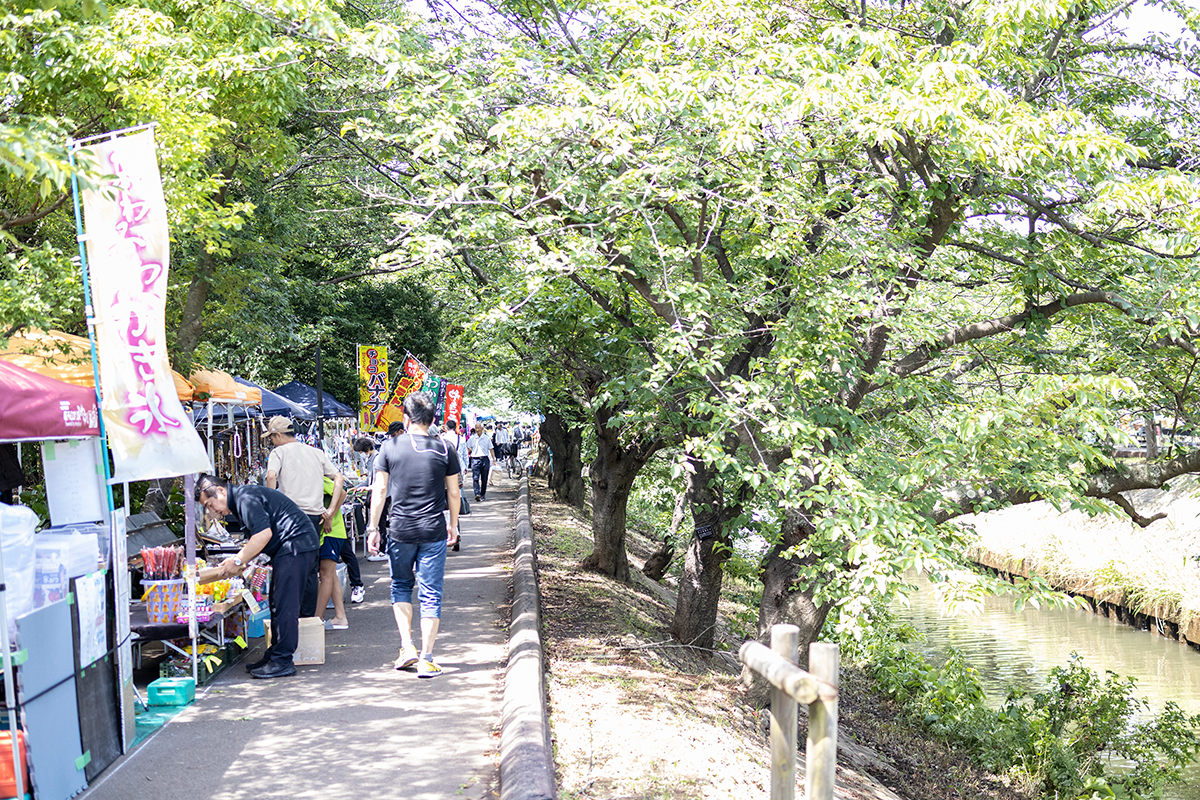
[147,677,195,707]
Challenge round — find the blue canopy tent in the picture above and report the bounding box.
[235,378,316,420]
[189,378,315,423]
[273,381,356,418]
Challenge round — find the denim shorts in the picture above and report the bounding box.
[386,537,447,618]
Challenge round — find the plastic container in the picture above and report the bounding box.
[247,610,269,639]
[33,531,99,610]
[41,523,108,570]
[0,506,37,640]
[147,677,195,707]
[0,729,29,798]
[143,579,185,624]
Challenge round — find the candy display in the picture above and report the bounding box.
[141,546,183,581]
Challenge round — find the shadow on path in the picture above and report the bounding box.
[80,479,518,800]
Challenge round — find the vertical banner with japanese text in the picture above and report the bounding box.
[78,129,211,481]
[375,354,423,431]
[435,377,448,421]
[357,345,389,431]
[444,384,465,428]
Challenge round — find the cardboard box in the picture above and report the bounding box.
[294,617,324,666]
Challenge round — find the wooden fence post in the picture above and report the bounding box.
[770,624,799,800]
[806,642,839,800]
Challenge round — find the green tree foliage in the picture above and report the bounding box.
[1,0,310,339]
[310,0,1200,651]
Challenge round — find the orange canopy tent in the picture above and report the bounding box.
[187,368,262,405]
[0,329,195,403]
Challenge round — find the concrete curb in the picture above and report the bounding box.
[500,476,556,800]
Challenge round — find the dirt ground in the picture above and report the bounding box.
[531,485,1030,800]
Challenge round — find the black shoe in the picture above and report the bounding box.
[245,655,270,673]
[250,662,297,679]
[475,495,481,502]
[452,539,460,552]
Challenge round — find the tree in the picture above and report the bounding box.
[243,0,1200,660]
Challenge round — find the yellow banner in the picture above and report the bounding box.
[79,129,210,481]
[357,345,388,431]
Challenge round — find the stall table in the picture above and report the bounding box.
[129,594,247,672]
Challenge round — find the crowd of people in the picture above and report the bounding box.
[196,394,534,680]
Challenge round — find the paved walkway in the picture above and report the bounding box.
[81,480,516,800]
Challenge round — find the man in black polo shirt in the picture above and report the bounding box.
[196,474,319,679]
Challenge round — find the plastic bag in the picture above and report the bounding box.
[0,505,38,643]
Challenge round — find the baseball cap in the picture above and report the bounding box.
[262,416,294,438]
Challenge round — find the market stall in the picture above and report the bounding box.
[0,360,115,800]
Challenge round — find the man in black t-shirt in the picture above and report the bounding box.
[196,475,319,679]
[367,391,461,678]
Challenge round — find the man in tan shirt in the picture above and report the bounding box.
[262,416,344,617]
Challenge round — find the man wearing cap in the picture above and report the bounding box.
[195,475,317,678]
[263,416,344,616]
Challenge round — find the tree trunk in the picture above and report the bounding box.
[1145,413,1158,461]
[671,459,738,650]
[172,170,232,371]
[743,510,834,707]
[643,491,686,581]
[579,406,661,580]
[173,249,216,373]
[539,410,585,507]
[532,441,551,479]
[139,478,175,516]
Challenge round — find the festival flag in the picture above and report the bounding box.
[374,372,419,431]
[435,378,448,421]
[78,129,211,481]
[357,345,388,432]
[444,384,465,429]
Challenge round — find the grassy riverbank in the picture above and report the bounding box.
[532,484,1025,800]
[965,475,1200,630]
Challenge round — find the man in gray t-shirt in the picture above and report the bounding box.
[263,416,343,616]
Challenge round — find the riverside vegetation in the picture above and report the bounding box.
[535,481,1200,800]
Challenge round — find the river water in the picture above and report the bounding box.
[893,573,1200,798]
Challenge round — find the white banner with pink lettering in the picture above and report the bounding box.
[79,128,211,481]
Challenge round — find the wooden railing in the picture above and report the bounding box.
[739,625,839,800]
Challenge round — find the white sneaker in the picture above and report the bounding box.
[350,586,366,604]
[366,553,387,562]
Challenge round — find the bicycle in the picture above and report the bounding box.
[503,442,519,479]
[513,443,532,477]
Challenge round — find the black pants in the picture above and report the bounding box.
[339,535,362,587]
[267,548,317,667]
[300,515,322,617]
[470,457,490,499]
